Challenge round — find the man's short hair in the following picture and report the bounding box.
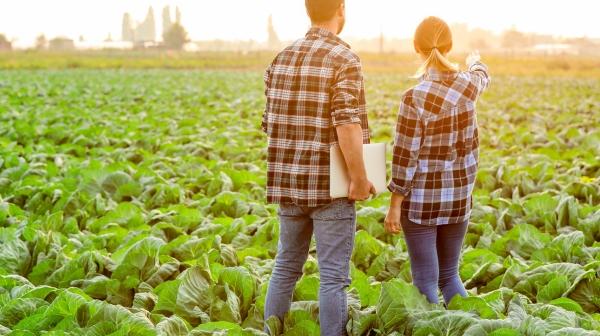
[305,0,343,23]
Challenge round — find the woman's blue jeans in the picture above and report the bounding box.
[264,198,356,336]
[400,216,469,305]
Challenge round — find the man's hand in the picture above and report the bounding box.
[466,50,481,68]
[348,178,376,201]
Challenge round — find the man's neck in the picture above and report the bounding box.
[312,21,338,36]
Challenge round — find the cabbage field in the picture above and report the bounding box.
[0,67,599,335]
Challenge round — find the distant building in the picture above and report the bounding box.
[162,6,182,38]
[468,28,499,51]
[175,6,182,24]
[137,7,156,42]
[75,40,133,50]
[35,34,47,50]
[565,37,600,55]
[531,44,578,55]
[49,37,75,51]
[267,15,280,50]
[0,34,11,51]
[122,13,135,42]
[162,6,173,37]
[121,6,157,43]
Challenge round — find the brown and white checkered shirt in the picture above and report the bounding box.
[388,62,490,225]
[262,27,370,207]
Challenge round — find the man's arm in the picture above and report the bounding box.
[331,58,374,201]
[336,124,375,200]
[261,65,271,134]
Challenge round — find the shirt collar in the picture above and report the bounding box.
[306,27,351,49]
[423,67,458,82]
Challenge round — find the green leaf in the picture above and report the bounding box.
[376,279,439,334]
[346,305,377,336]
[210,192,250,218]
[350,266,380,307]
[209,284,241,323]
[0,298,47,328]
[191,320,242,333]
[79,300,155,336]
[89,202,145,232]
[448,295,499,319]
[537,275,569,303]
[218,267,256,318]
[175,267,212,323]
[488,328,522,336]
[568,278,600,314]
[153,279,181,315]
[263,315,282,336]
[491,224,552,258]
[156,315,190,336]
[549,298,584,314]
[0,236,30,275]
[206,172,233,196]
[111,237,165,283]
[412,310,478,336]
[293,274,319,302]
[352,230,384,271]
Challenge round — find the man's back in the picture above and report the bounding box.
[262,27,370,207]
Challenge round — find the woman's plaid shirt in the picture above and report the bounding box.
[262,28,370,207]
[388,62,491,225]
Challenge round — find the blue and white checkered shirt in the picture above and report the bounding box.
[388,62,490,225]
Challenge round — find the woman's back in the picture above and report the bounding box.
[385,15,492,307]
[389,62,490,225]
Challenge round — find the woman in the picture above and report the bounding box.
[384,16,491,305]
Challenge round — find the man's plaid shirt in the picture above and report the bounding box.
[262,28,370,207]
[388,62,490,225]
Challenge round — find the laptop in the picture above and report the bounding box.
[329,143,387,199]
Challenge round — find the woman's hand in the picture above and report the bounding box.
[385,193,405,234]
[384,207,402,234]
[466,50,481,68]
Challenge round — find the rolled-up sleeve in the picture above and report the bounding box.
[331,59,364,127]
[468,61,491,95]
[261,65,271,134]
[388,98,423,196]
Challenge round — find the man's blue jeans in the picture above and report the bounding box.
[400,216,469,305]
[264,198,356,336]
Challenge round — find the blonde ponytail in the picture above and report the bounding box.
[414,47,459,78]
[412,17,459,78]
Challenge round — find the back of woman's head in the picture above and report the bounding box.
[413,16,458,77]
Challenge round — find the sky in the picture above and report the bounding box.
[1,0,599,47]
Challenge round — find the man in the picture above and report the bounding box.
[261,0,374,335]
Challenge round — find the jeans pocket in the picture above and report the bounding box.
[277,204,304,217]
[313,198,355,220]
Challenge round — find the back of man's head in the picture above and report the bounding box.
[305,0,344,23]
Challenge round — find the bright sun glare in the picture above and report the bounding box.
[1,0,599,48]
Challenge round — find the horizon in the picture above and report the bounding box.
[1,0,599,48]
